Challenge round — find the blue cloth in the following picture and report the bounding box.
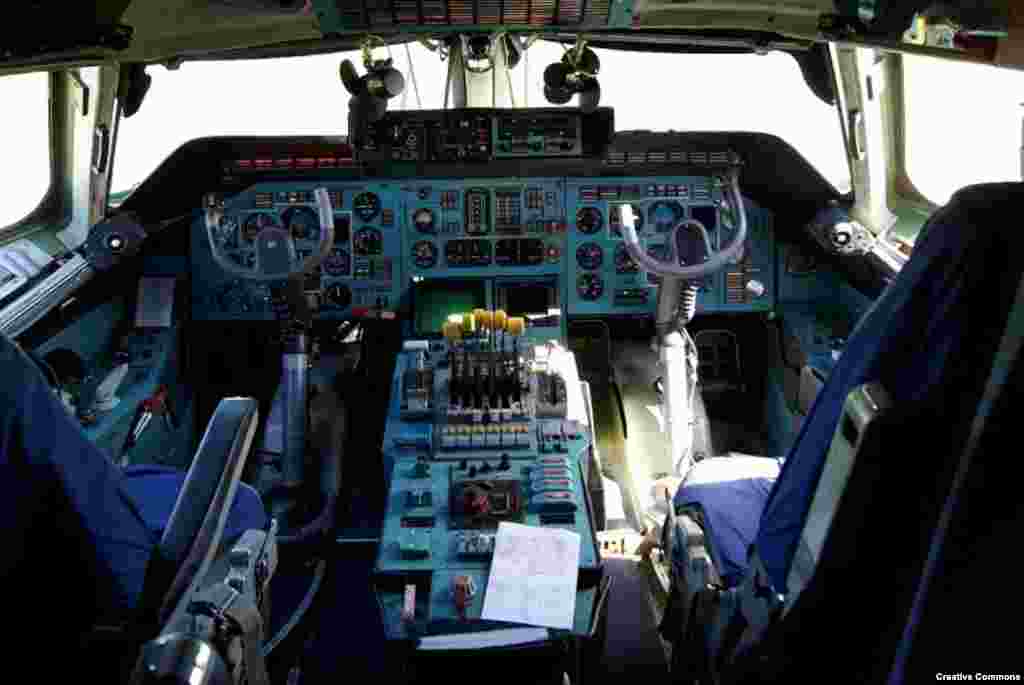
[756,183,1024,592]
[121,465,267,549]
[672,183,1024,593]
[674,456,782,588]
[0,332,266,631]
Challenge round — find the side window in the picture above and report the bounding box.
[899,54,1024,247]
[0,73,50,230]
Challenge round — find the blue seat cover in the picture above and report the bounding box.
[121,464,268,553]
[674,456,782,588]
[0,330,266,620]
[756,183,1024,592]
[671,183,1024,593]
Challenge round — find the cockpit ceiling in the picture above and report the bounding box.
[2,0,844,72]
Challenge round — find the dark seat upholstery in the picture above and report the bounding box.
[0,330,266,642]
[671,182,1024,593]
[121,465,266,559]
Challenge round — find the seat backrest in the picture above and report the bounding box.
[133,396,261,627]
[720,183,1024,684]
[754,182,1024,595]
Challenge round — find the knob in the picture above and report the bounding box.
[498,454,510,471]
[458,459,468,471]
[832,223,854,247]
[745,280,765,298]
[480,461,492,474]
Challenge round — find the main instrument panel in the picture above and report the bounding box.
[193,177,774,322]
[192,182,403,319]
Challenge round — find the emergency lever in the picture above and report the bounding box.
[121,385,178,464]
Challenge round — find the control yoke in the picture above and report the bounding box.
[205,187,336,281]
[620,173,747,280]
[617,172,749,479]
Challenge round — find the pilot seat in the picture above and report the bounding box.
[659,182,1024,682]
[0,330,271,679]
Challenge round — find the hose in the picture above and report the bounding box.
[262,557,327,656]
[275,493,337,546]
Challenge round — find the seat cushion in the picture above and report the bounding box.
[674,455,782,588]
[121,464,267,548]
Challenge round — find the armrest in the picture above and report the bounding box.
[157,397,260,620]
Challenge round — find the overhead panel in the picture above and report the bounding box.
[311,0,636,34]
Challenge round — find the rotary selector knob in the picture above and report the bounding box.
[832,223,853,246]
[745,280,766,298]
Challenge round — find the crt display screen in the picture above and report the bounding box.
[414,279,486,334]
[504,283,552,316]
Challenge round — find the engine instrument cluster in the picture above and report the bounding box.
[402,180,567,281]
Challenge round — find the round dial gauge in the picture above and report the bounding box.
[575,242,604,271]
[575,207,603,235]
[610,204,643,237]
[648,201,684,233]
[323,248,351,277]
[614,243,639,273]
[283,206,320,241]
[353,227,383,256]
[353,192,381,222]
[646,244,669,284]
[576,273,605,301]
[411,240,438,269]
[413,208,435,234]
[242,212,280,242]
[545,244,562,264]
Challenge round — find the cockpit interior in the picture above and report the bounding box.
[1,2,1022,683]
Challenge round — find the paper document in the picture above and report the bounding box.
[136,276,176,328]
[481,522,580,630]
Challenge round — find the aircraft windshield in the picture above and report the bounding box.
[110,41,850,196]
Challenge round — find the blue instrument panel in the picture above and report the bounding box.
[400,178,568,280]
[565,177,775,317]
[191,176,774,322]
[191,181,403,320]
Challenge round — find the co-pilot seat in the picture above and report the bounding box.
[0,331,268,668]
[661,183,1024,678]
